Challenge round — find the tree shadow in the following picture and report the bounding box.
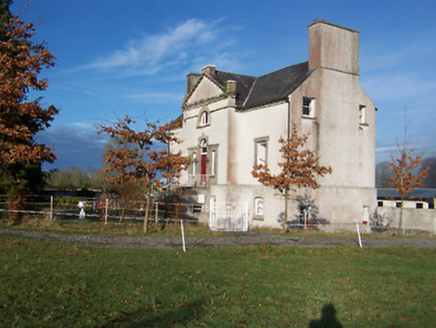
[99,298,205,327]
[309,303,343,328]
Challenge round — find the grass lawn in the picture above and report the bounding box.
[0,233,435,327]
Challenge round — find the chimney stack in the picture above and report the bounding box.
[201,64,216,77]
[308,20,359,75]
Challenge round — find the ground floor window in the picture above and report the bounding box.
[254,197,264,216]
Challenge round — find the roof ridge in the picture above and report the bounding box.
[243,77,258,107]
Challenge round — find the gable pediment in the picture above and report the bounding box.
[185,75,225,106]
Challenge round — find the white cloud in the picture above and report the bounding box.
[82,18,235,76]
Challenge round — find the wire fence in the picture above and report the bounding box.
[0,195,200,225]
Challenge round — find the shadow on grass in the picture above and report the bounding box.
[309,303,343,328]
[99,298,205,327]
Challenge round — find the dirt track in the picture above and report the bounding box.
[1,229,436,249]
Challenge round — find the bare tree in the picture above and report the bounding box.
[252,126,332,231]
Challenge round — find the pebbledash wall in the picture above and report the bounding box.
[171,20,377,231]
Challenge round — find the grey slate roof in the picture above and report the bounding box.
[213,61,312,109]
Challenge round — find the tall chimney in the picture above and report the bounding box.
[186,73,200,94]
[308,20,359,75]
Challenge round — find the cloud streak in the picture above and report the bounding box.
[82,18,235,77]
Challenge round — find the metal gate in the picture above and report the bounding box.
[209,200,249,232]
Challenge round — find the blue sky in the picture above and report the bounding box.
[11,0,436,170]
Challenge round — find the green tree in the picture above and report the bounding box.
[252,127,332,231]
[0,13,58,222]
[98,116,189,233]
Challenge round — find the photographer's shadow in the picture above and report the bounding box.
[309,303,343,328]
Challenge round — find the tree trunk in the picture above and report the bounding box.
[398,199,404,235]
[144,187,151,234]
[283,189,289,231]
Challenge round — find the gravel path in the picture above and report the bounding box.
[1,229,435,249]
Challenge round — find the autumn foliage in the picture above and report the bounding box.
[98,116,189,233]
[0,15,58,220]
[252,127,331,230]
[389,149,429,233]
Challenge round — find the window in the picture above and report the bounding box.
[198,110,210,127]
[255,139,268,166]
[302,97,315,117]
[416,203,423,209]
[255,197,264,216]
[359,105,367,125]
[200,139,207,183]
[192,152,197,175]
[210,150,216,176]
[378,201,384,207]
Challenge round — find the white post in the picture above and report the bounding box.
[105,199,108,225]
[356,222,363,248]
[49,196,53,221]
[180,220,186,252]
[155,202,158,223]
[304,209,307,230]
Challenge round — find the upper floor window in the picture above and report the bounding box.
[302,97,315,118]
[198,110,210,127]
[255,139,268,166]
[359,105,367,125]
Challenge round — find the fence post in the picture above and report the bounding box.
[50,196,53,221]
[181,220,186,252]
[155,202,158,223]
[105,199,108,225]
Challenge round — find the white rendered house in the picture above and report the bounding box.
[171,20,376,231]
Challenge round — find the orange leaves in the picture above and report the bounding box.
[389,148,429,200]
[98,115,190,189]
[0,14,58,201]
[252,126,332,193]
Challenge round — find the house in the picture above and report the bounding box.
[171,20,377,231]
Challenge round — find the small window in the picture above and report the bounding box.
[359,105,367,125]
[396,202,402,208]
[199,110,210,126]
[378,201,384,207]
[210,150,216,176]
[192,152,197,175]
[303,97,315,117]
[255,197,264,216]
[416,203,423,209]
[255,140,267,166]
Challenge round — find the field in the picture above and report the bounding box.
[1,230,435,327]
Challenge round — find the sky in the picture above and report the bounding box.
[10,0,436,170]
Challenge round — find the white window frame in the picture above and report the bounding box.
[302,97,315,118]
[198,109,210,127]
[210,150,216,176]
[192,152,197,175]
[255,197,264,216]
[359,105,367,125]
[255,138,268,167]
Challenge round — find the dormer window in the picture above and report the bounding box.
[198,109,210,127]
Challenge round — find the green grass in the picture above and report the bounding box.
[0,234,434,327]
